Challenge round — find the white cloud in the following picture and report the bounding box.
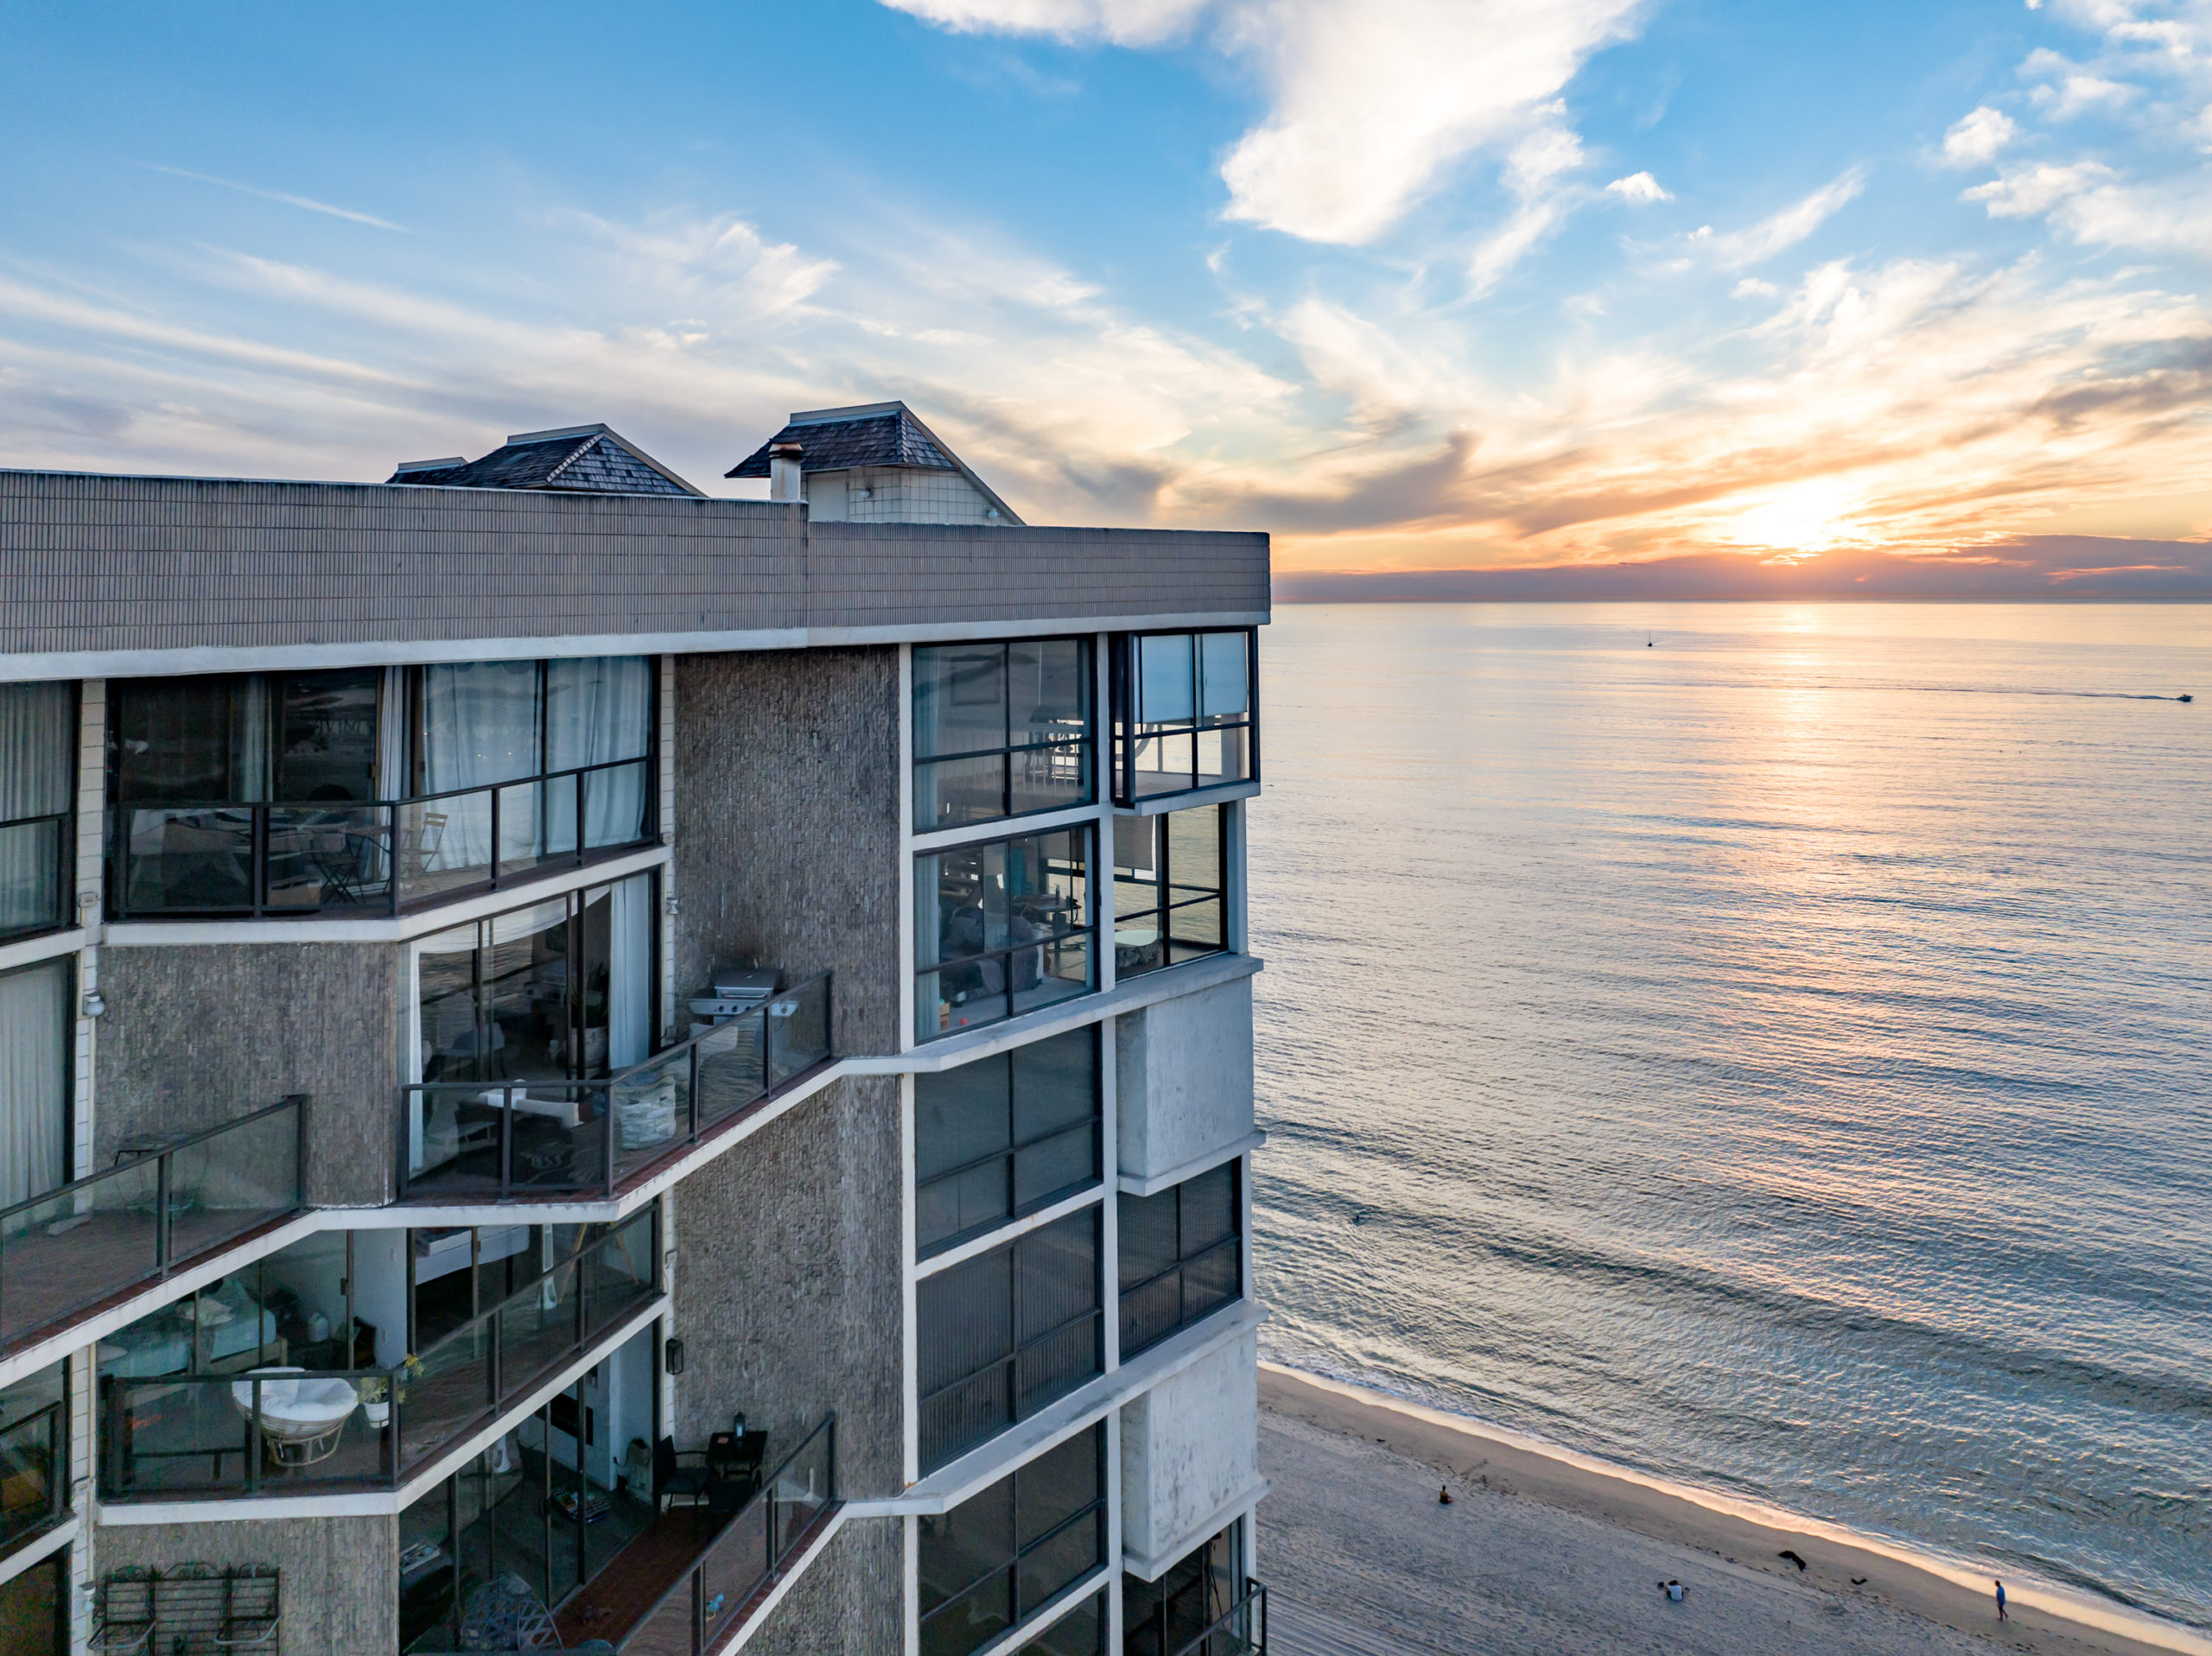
[881,0,1205,43]
[1732,276,1778,298]
[1605,170,1672,203]
[1698,168,1868,269]
[1942,106,2019,167]
[150,167,409,232]
[884,0,1647,245]
[1964,159,2115,216]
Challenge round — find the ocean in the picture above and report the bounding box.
[1247,603,2212,1632]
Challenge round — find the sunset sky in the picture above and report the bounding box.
[3,1,2209,593]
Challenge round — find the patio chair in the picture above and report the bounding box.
[654,1435,712,1516]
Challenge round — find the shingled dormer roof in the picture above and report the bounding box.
[390,424,702,497]
[725,400,1022,523]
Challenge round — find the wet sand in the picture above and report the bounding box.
[1257,1363,2209,1656]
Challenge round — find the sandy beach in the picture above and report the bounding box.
[1256,1364,2209,1656]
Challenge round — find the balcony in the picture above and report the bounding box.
[106,757,654,921]
[1132,1578,1268,1656]
[1109,631,1257,810]
[400,974,833,1201]
[551,1414,837,1653]
[0,1097,304,1355]
[97,1207,658,1502]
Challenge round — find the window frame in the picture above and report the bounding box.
[0,682,78,946]
[1111,805,1229,981]
[916,824,1096,1043]
[1108,628,1259,808]
[104,662,658,922]
[912,637,1096,834]
[916,1026,1103,1260]
[917,1207,1104,1473]
[918,1424,1107,1656]
[1117,1161,1243,1361]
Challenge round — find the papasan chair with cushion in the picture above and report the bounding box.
[231,1367,359,1466]
[460,1574,561,1650]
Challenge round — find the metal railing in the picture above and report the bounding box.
[0,1398,66,1551]
[400,972,833,1200]
[0,1096,306,1351]
[620,1414,836,1654]
[1147,1579,1268,1656]
[98,1207,658,1502]
[106,755,653,920]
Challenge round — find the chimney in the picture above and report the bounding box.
[768,441,804,503]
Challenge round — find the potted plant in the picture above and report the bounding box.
[360,1355,423,1428]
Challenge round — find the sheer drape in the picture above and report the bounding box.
[544,657,649,849]
[0,684,72,938]
[419,662,541,870]
[0,961,68,1209]
[607,872,652,1069]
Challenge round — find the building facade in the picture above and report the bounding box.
[0,410,1269,1656]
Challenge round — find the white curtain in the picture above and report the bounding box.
[418,662,541,871]
[376,667,409,801]
[607,873,653,1069]
[0,683,72,936]
[545,657,650,850]
[0,960,68,1209]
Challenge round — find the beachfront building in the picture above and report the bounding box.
[0,405,1270,1655]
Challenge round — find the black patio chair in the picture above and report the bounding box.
[653,1436,711,1516]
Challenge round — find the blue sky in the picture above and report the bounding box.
[2,0,2208,586]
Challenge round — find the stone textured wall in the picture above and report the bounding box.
[93,1513,399,1655]
[737,1517,903,1654]
[95,942,398,1207]
[671,1074,903,1500]
[673,648,900,1056]
[1116,974,1255,1183]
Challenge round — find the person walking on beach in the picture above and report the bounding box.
[1994,1579,2008,1621]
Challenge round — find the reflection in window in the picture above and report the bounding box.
[914,639,1092,833]
[917,1209,1102,1473]
[918,828,1093,1041]
[918,1425,1105,1656]
[0,959,69,1209]
[1118,1162,1240,1359]
[410,876,656,1187]
[0,683,74,942]
[1112,807,1225,980]
[917,1028,1101,1259]
[0,1358,66,1556]
[1110,631,1254,805]
[1122,1526,1239,1656]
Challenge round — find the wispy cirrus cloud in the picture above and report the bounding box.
[150,166,409,232]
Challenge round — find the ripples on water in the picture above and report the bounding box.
[1248,604,2212,1629]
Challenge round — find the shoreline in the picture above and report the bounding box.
[1260,1361,2211,1656]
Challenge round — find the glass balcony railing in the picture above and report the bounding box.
[98,1208,658,1503]
[617,1414,836,1654]
[0,1398,65,1553]
[401,973,833,1201]
[1136,1579,1268,1656]
[0,1097,305,1353]
[107,757,653,920]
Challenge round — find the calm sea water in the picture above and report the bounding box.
[1248,604,2212,1630]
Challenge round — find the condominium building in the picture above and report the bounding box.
[0,404,1269,1655]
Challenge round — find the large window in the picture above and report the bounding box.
[0,959,70,1210]
[914,639,1092,833]
[918,827,1093,1041]
[1110,631,1254,805]
[0,1359,66,1558]
[410,876,657,1188]
[1019,1593,1104,1655]
[107,657,652,917]
[1123,1527,1239,1656]
[0,683,75,943]
[919,1424,1105,1656]
[918,1209,1102,1473]
[918,1027,1100,1259]
[1112,807,1225,980]
[1118,1163,1240,1360]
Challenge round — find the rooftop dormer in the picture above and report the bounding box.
[726,401,1023,525]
